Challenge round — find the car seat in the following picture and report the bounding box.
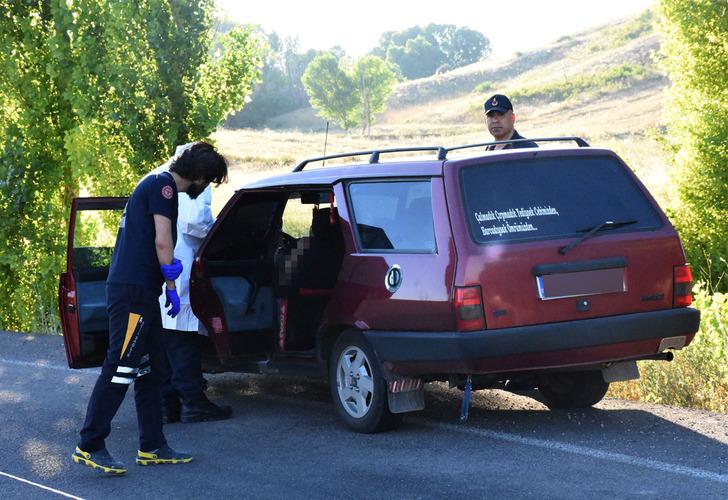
[275,206,345,349]
[276,206,344,291]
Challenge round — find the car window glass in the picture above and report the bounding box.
[73,210,123,269]
[349,181,435,253]
[460,155,663,244]
[203,193,281,260]
[282,195,315,238]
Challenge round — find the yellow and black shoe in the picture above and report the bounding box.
[135,444,193,466]
[72,446,127,475]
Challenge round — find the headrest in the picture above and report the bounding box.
[406,197,431,213]
[311,207,339,238]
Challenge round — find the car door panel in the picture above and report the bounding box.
[334,178,456,331]
[60,197,127,368]
[191,191,280,361]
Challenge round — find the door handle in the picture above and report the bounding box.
[385,264,402,292]
[67,304,76,313]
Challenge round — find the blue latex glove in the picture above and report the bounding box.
[165,287,180,318]
[161,258,183,281]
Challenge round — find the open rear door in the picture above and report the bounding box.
[59,197,127,368]
[190,190,284,364]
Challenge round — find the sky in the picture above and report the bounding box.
[215,0,655,60]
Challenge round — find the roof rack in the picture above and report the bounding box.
[293,146,441,172]
[437,136,589,160]
[292,136,589,172]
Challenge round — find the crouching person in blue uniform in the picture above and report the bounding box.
[72,142,228,475]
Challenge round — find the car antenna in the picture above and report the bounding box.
[322,121,329,166]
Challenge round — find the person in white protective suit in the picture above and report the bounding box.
[155,143,233,423]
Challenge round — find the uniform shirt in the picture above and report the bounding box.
[485,129,539,150]
[107,171,178,289]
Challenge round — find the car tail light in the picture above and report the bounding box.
[673,264,693,307]
[454,286,486,331]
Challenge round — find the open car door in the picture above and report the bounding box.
[59,197,127,368]
[190,190,285,365]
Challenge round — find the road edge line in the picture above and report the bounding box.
[0,470,85,500]
[422,420,728,485]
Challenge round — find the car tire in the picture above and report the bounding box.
[537,371,609,410]
[328,330,402,433]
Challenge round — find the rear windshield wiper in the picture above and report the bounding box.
[558,219,637,255]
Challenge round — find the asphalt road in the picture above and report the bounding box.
[0,331,726,499]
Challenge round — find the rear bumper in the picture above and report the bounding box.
[363,308,701,376]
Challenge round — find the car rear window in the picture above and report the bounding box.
[460,155,663,244]
[348,180,435,252]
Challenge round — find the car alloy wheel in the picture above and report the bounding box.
[329,330,402,432]
[335,346,375,418]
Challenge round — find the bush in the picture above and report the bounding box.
[508,63,655,103]
[658,0,728,292]
[608,284,728,412]
[586,9,654,52]
[474,81,495,93]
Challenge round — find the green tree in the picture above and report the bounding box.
[302,53,396,134]
[302,53,359,130]
[353,56,397,135]
[657,0,728,290]
[430,25,491,68]
[374,24,491,80]
[387,35,443,80]
[230,32,321,127]
[0,0,262,332]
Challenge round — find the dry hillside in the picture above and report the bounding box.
[213,11,675,211]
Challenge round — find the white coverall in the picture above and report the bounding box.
[154,144,215,333]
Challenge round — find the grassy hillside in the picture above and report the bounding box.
[212,10,672,210]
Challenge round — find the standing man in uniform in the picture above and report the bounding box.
[155,144,232,424]
[483,94,538,150]
[72,142,228,474]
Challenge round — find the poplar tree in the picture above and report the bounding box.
[0,0,262,331]
[658,0,728,290]
[302,53,396,134]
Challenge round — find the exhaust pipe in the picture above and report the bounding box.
[636,352,674,362]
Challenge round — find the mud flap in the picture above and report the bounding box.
[602,360,640,383]
[387,378,425,414]
[388,390,425,414]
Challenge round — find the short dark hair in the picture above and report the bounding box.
[169,141,228,186]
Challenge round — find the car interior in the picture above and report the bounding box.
[200,189,345,358]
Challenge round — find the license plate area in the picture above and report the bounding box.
[536,267,626,300]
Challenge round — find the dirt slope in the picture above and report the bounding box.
[262,11,665,137]
[215,11,676,210]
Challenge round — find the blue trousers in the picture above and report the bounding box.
[78,285,167,453]
[161,328,206,401]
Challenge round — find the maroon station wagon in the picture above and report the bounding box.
[59,137,701,432]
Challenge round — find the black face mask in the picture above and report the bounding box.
[186,182,206,200]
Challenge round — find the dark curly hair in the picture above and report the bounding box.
[169,141,228,186]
